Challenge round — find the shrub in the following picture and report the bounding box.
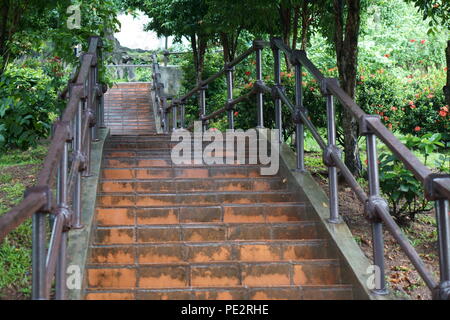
[378,133,444,226]
[0,60,64,150]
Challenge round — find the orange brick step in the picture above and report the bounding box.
[95,203,313,226]
[86,260,342,290]
[85,285,353,300]
[89,239,332,265]
[93,222,321,245]
[86,89,353,299]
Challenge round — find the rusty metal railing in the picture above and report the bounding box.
[0,36,106,300]
[154,38,450,299]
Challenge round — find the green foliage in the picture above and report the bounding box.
[377,133,445,225]
[0,61,63,150]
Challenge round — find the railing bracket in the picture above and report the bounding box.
[323,145,341,167]
[424,174,450,201]
[359,114,380,136]
[320,78,339,96]
[433,281,450,300]
[364,196,388,223]
[24,186,53,213]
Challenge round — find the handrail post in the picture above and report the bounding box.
[55,134,70,300]
[72,99,84,229]
[92,63,100,142]
[200,84,208,132]
[426,176,450,299]
[322,79,341,223]
[254,40,265,128]
[271,41,282,142]
[180,102,185,129]
[361,115,388,295]
[83,75,93,177]
[31,211,47,299]
[172,100,178,130]
[28,186,52,300]
[436,199,450,282]
[294,55,305,171]
[162,97,169,134]
[225,65,235,130]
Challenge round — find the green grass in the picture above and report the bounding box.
[0,144,47,167]
[0,143,47,299]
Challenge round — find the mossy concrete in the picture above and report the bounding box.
[66,128,109,300]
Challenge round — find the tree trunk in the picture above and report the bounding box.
[0,0,10,75]
[333,0,362,176]
[291,6,300,50]
[444,40,450,106]
[279,5,292,71]
[300,0,309,50]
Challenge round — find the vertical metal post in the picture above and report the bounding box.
[173,104,178,130]
[272,45,282,142]
[162,98,169,134]
[255,42,264,128]
[294,61,305,171]
[200,86,207,132]
[32,212,47,300]
[226,66,234,130]
[436,199,450,282]
[99,91,105,128]
[56,140,69,299]
[73,100,83,229]
[83,76,92,177]
[326,91,340,223]
[91,66,98,142]
[180,103,185,129]
[366,133,387,294]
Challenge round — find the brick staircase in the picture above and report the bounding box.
[84,82,354,300]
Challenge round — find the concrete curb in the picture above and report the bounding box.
[66,128,109,300]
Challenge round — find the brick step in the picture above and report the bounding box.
[89,239,331,265]
[101,167,274,180]
[100,178,287,194]
[97,191,300,207]
[102,158,274,167]
[94,221,320,244]
[96,203,312,226]
[85,260,343,289]
[85,285,353,300]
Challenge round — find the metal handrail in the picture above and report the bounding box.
[155,37,450,299]
[0,36,106,300]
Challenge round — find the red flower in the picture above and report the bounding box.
[384,116,389,121]
[388,123,393,130]
[234,111,238,116]
[442,106,449,112]
[439,110,447,117]
[410,105,416,109]
[391,106,397,111]
[384,54,390,58]
[420,40,426,44]
[427,94,434,99]
[408,101,414,106]
[245,71,251,76]
[410,39,416,43]
[414,126,421,132]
